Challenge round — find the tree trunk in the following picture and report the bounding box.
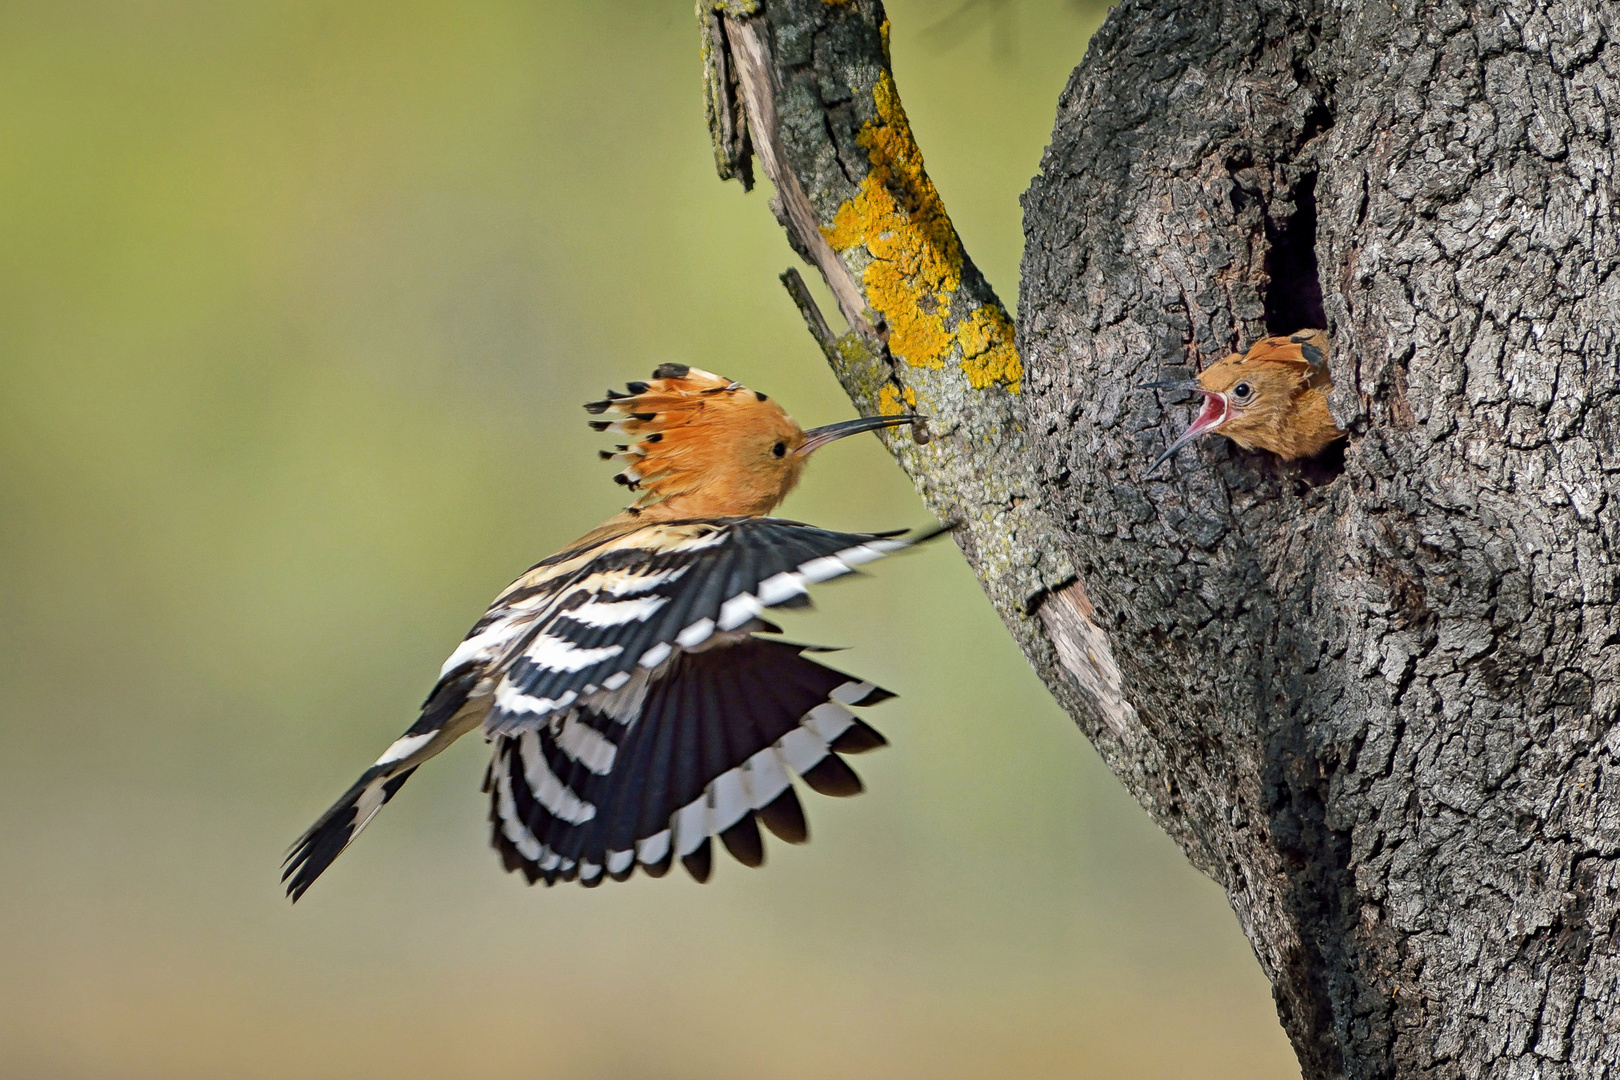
[701,1,1620,1077]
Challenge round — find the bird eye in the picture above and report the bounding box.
[1233,382,1254,402]
[772,442,787,458]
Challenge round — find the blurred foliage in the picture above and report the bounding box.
[0,2,1296,1078]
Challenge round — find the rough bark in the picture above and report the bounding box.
[702,1,1620,1078]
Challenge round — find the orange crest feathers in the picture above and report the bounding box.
[583,364,807,517]
[1219,330,1332,390]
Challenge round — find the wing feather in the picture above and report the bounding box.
[481,518,943,737]
[485,638,898,888]
[304,515,949,895]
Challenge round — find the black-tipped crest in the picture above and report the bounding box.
[583,365,795,513]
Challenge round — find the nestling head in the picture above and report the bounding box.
[1143,330,1343,472]
[585,364,918,518]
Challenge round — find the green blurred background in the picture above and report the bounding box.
[0,2,1298,1077]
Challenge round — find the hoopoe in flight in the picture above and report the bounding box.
[1144,329,1345,471]
[283,363,934,900]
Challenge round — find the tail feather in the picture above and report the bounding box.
[282,765,418,902]
[283,667,485,902]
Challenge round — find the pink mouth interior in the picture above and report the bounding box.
[1184,391,1229,439]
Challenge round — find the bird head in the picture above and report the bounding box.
[585,364,918,518]
[1143,330,1341,472]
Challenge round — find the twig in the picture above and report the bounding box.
[779,268,840,365]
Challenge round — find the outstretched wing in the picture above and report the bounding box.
[284,515,942,900]
[480,515,945,886]
[481,516,942,738]
[487,637,892,886]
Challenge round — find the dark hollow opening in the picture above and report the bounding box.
[1292,437,1346,490]
[1263,170,1326,335]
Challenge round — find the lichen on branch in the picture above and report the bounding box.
[823,72,1023,392]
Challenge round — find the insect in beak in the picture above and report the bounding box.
[1139,379,1230,475]
[797,414,921,457]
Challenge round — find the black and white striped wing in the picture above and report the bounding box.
[482,517,932,738]
[480,516,939,886]
[487,637,891,885]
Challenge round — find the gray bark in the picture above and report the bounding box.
[703,1,1620,1077]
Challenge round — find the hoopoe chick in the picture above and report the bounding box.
[284,363,932,899]
[1145,330,1345,472]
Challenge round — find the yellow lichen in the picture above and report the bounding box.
[876,383,918,416]
[822,71,1020,392]
[956,307,1023,392]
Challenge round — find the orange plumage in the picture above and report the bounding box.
[587,364,815,521]
[576,362,915,546]
[1146,330,1344,471]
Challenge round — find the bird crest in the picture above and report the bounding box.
[584,363,915,520]
[585,363,807,518]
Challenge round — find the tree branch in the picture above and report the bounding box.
[699,0,1136,748]
[777,268,841,366]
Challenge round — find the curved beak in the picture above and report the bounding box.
[1145,385,1229,475]
[1137,378,1205,393]
[797,413,921,457]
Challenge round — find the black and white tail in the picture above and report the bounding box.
[282,763,420,902]
[283,667,485,902]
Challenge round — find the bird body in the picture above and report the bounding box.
[284,364,929,899]
[1146,330,1344,470]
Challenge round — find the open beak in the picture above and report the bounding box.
[797,413,921,457]
[1141,380,1229,475]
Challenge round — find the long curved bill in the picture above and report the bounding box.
[1140,379,1229,475]
[798,413,921,457]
